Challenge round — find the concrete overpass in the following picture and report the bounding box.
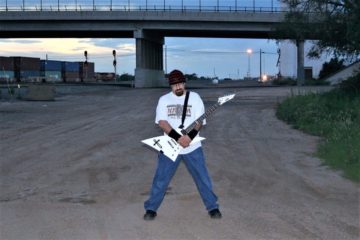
[0,10,302,87]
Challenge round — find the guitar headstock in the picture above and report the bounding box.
[217,94,236,105]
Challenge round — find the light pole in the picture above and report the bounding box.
[259,48,263,81]
[246,48,252,79]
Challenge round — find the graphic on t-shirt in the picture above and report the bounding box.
[167,104,192,119]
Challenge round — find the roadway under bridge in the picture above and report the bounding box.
[0,10,306,87]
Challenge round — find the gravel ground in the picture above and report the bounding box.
[0,85,359,240]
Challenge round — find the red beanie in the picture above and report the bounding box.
[168,69,186,85]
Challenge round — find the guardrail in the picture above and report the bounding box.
[0,3,285,13]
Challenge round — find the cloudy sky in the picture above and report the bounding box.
[0,0,283,79]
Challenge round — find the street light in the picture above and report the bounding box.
[262,74,268,82]
[246,48,252,79]
[259,48,264,81]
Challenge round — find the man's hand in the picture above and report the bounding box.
[178,135,192,148]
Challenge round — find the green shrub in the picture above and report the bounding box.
[273,77,297,86]
[339,72,360,94]
[276,84,360,182]
[304,78,330,86]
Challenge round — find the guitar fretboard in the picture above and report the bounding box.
[184,102,220,133]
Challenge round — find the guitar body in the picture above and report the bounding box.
[141,128,205,162]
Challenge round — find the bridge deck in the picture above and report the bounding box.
[0,10,285,38]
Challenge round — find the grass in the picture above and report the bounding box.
[276,86,360,182]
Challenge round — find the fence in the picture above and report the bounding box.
[1,0,283,12]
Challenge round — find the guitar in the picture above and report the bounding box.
[141,93,236,161]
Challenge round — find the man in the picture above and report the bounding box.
[143,69,221,220]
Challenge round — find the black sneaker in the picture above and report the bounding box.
[143,210,157,221]
[209,209,222,219]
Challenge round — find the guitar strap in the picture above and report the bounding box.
[179,91,190,129]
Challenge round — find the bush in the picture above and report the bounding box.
[339,72,360,94]
[272,77,297,86]
[304,78,330,86]
[118,73,135,81]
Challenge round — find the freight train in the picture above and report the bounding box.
[0,56,95,83]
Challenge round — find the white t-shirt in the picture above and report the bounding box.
[155,91,206,154]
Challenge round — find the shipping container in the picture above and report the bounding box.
[12,57,41,82]
[63,71,80,82]
[17,70,41,82]
[96,72,116,81]
[41,71,62,82]
[0,57,14,71]
[41,60,62,71]
[0,70,15,83]
[79,62,95,82]
[62,61,80,72]
[13,57,41,71]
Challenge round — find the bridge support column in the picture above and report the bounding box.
[296,40,305,86]
[134,29,166,88]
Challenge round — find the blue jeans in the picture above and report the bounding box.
[144,147,219,212]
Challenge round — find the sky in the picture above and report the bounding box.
[0,0,283,79]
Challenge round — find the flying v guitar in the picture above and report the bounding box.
[141,93,236,161]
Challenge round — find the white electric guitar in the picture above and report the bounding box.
[141,93,236,161]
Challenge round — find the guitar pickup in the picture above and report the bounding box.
[167,140,175,149]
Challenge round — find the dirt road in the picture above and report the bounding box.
[1,86,359,240]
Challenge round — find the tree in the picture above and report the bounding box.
[184,73,198,81]
[119,73,134,81]
[275,0,360,59]
[318,58,345,79]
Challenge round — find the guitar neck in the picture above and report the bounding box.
[184,102,220,133]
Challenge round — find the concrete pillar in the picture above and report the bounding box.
[134,29,166,88]
[296,40,305,86]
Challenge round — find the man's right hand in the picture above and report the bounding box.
[178,135,191,148]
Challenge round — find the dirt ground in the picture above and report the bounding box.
[0,85,359,240]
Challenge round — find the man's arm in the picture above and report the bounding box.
[158,120,173,134]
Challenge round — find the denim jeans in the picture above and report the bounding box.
[144,147,219,212]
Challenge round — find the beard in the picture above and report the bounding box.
[175,89,184,96]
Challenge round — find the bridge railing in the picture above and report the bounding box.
[0,1,285,13]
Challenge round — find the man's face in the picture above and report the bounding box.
[171,82,185,96]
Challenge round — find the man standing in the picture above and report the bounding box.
[143,69,221,220]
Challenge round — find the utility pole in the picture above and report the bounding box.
[164,45,167,74]
[259,48,262,81]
